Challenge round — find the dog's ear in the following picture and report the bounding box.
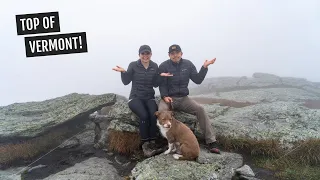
[154,111,159,116]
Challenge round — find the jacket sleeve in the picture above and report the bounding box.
[152,65,164,88]
[190,62,208,84]
[158,63,169,98]
[121,62,134,85]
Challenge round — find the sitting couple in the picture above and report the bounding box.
[112,44,220,157]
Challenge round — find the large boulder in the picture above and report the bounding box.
[209,101,320,149]
[90,95,200,153]
[43,157,122,180]
[130,147,243,180]
[0,93,116,142]
[0,93,117,166]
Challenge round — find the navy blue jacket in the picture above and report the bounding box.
[121,59,163,100]
[158,58,208,98]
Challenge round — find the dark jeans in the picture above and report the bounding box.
[128,98,158,142]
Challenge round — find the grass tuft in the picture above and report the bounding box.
[217,135,320,180]
[107,129,141,155]
[0,131,65,166]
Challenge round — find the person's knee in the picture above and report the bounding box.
[139,113,149,123]
[196,104,205,114]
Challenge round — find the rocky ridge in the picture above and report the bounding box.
[1,72,319,180]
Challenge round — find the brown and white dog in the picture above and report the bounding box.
[155,110,200,161]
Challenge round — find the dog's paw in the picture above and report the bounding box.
[164,149,171,155]
[173,154,183,160]
[172,147,177,153]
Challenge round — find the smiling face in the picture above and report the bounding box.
[169,51,182,63]
[139,51,152,63]
[155,111,174,128]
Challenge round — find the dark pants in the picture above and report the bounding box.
[128,98,158,142]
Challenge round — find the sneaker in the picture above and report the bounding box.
[207,141,221,154]
[142,142,157,157]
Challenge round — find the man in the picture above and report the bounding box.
[158,44,220,154]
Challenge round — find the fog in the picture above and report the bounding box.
[0,0,319,106]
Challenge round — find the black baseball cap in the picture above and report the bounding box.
[168,44,182,53]
[139,45,152,54]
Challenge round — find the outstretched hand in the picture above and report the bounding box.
[160,72,173,77]
[164,96,173,103]
[203,58,216,68]
[112,65,125,72]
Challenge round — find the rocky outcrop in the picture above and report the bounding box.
[42,157,122,180]
[210,101,320,148]
[0,93,117,170]
[92,98,320,152]
[0,166,23,180]
[190,72,320,96]
[0,93,117,143]
[131,147,243,180]
[89,73,320,155]
[192,88,320,103]
[1,72,320,180]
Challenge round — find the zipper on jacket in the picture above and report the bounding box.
[145,67,147,97]
[178,63,180,96]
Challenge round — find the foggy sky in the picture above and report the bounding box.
[0,0,319,106]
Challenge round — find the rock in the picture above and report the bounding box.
[252,72,280,79]
[59,138,80,149]
[131,147,243,180]
[236,164,255,177]
[0,93,117,142]
[238,175,261,180]
[192,88,320,103]
[211,101,320,148]
[93,95,320,151]
[239,73,281,87]
[91,96,202,150]
[0,166,25,180]
[108,119,139,132]
[281,77,313,87]
[43,157,122,180]
[75,130,95,146]
[189,72,320,96]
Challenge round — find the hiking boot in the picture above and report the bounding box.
[142,142,157,157]
[207,141,221,154]
[148,140,166,155]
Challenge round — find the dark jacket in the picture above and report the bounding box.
[121,59,163,100]
[158,58,208,98]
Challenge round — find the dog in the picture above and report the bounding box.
[155,110,200,161]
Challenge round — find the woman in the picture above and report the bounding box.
[112,45,171,157]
